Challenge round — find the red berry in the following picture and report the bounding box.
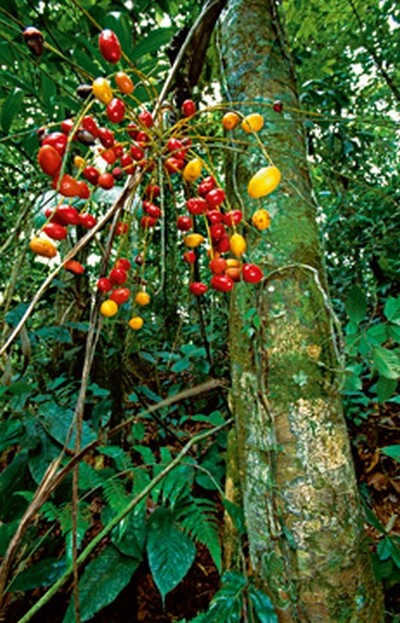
[42,132,67,156]
[97,277,112,293]
[209,257,227,274]
[109,267,127,285]
[107,98,125,123]
[207,210,223,225]
[209,223,226,241]
[112,166,124,180]
[76,181,91,199]
[98,173,114,190]
[64,260,84,274]
[177,215,192,232]
[143,201,162,219]
[82,116,99,137]
[273,100,283,113]
[120,153,135,174]
[130,144,145,161]
[166,138,186,160]
[198,176,216,197]
[216,236,230,254]
[206,188,225,208]
[190,282,208,296]
[57,174,80,197]
[186,197,208,215]
[38,145,61,177]
[99,29,121,64]
[115,258,131,271]
[165,157,185,174]
[47,205,80,225]
[145,184,161,199]
[43,222,68,240]
[61,119,74,135]
[83,166,100,185]
[98,127,115,148]
[116,222,129,235]
[138,109,153,128]
[140,216,157,228]
[136,130,150,144]
[210,274,234,292]
[78,213,97,229]
[100,148,117,165]
[242,263,263,283]
[126,122,138,140]
[182,99,196,117]
[110,287,131,305]
[222,210,243,226]
[183,251,196,264]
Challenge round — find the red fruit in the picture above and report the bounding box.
[136,130,150,144]
[98,127,115,148]
[109,267,127,285]
[145,184,161,199]
[76,181,91,199]
[110,287,131,305]
[211,274,234,292]
[98,173,114,190]
[82,115,99,137]
[134,254,144,265]
[47,205,79,225]
[190,282,208,296]
[141,216,157,228]
[57,174,80,197]
[166,138,186,159]
[64,260,84,274]
[273,100,283,113]
[242,263,263,283]
[120,153,135,174]
[198,176,216,197]
[216,237,230,253]
[100,148,117,165]
[209,257,227,274]
[177,215,192,232]
[61,118,74,135]
[207,210,223,225]
[130,144,145,161]
[165,157,185,174]
[182,99,196,117]
[97,277,112,293]
[143,201,162,218]
[126,122,139,140]
[78,213,97,229]
[99,29,121,64]
[43,222,68,240]
[83,166,100,185]
[116,222,129,235]
[42,132,67,156]
[225,267,241,282]
[222,210,243,226]
[115,258,131,271]
[38,144,61,177]
[183,251,196,264]
[113,144,123,158]
[209,223,226,241]
[186,197,208,215]
[112,166,124,180]
[138,109,153,128]
[107,98,125,123]
[206,188,225,208]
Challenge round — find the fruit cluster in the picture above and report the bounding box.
[28,26,282,330]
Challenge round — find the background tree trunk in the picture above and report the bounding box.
[220,1,384,621]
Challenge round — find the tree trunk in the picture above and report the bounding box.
[220,1,384,621]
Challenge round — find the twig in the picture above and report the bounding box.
[16,418,232,623]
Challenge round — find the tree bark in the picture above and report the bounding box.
[220,1,384,621]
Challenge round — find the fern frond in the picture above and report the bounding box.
[175,496,222,572]
[102,476,129,515]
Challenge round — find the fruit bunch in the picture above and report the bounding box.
[28,27,282,330]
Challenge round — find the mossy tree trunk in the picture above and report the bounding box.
[220,1,384,621]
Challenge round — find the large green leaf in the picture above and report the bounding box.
[381,445,400,462]
[131,28,175,60]
[375,376,397,403]
[248,584,278,623]
[62,545,139,623]
[372,346,400,380]
[384,296,400,326]
[38,401,96,449]
[345,285,367,324]
[11,557,66,591]
[1,87,24,133]
[146,507,196,602]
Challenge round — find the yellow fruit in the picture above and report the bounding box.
[135,291,150,306]
[128,316,144,330]
[248,166,281,199]
[241,113,264,133]
[182,158,202,182]
[222,111,240,130]
[100,300,118,318]
[92,77,113,105]
[226,258,241,268]
[184,233,205,248]
[229,233,246,257]
[74,155,85,169]
[29,237,57,258]
[251,208,271,230]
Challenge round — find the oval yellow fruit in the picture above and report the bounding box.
[229,233,246,258]
[248,166,281,199]
[100,299,119,318]
[182,158,202,183]
[129,316,144,330]
[251,208,271,230]
[222,111,240,130]
[29,237,57,258]
[135,291,150,306]
[92,77,113,105]
[184,233,205,248]
[241,113,264,133]
[74,155,85,169]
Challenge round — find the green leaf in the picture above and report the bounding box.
[366,323,388,346]
[375,376,397,403]
[248,584,278,623]
[62,545,139,623]
[131,28,174,60]
[372,346,400,380]
[1,87,24,133]
[345,285,367,323]
[171,357,191,373]
[381,445,400,462]
[38,401,95,449]
[384,296,400,326]
[146,507,196,602]
[12,558,66,591]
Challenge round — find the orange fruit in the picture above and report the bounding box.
[29,237,57,258]
[241,113,264,133]
[128,316,144,330]
[248,166,281,199]
[222,111,240,130]
[100,300,118,317]
[135,291,150,306]
[251,208,271,230]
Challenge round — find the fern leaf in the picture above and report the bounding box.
[176,497,222,572]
